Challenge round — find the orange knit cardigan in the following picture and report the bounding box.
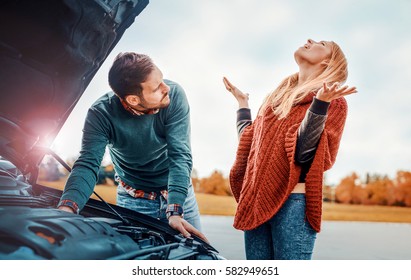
[229,92,347,232]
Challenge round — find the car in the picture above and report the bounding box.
[0,0,223,260]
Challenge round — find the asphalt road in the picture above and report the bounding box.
[200,215,411,260]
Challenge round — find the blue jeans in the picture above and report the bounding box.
[116,185,202,231]
[244,193,317,260]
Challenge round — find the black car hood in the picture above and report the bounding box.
[0,159,222,260]
[0,0,148,173]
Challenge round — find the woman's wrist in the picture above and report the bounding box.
[238,100,249,109]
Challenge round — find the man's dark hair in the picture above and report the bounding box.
[108,52,155,99]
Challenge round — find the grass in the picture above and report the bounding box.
[40,179,411,224]
[196,193,411,223]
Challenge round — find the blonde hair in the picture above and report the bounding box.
[260,41,348,119]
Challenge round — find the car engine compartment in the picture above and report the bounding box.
[0,159,222,260]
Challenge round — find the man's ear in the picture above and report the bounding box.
[125,95,140,106]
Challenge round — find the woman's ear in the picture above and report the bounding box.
[125,95,140,106]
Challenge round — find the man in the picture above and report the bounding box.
[58,52,206,242]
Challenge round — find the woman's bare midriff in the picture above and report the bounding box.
[291,182,306,193]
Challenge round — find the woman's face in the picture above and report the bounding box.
[294,39,333,66]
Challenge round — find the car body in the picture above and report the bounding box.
[0,0,222,260]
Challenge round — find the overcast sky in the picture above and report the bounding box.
[53,0,411,185]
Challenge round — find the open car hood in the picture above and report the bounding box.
[0,0,148,174]
[0,1,224,260]
[0,159,222,260]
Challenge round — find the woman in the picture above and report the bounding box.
[223,39,357,260]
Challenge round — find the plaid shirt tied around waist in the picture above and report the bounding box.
[115,175,183,217]
[58,176,183,217]
[115,175,168,200]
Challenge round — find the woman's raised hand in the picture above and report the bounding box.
[223,77,250,109]
[316,81,357,102]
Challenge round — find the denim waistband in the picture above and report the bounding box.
[287,193,306,200]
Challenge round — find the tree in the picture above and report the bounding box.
[389,171,411,207]
[335,171,411,207]
[364,178,391,205]
[335,173,359,204]
[352,185,368,205]
[198,170,232,196]
[322,185,333,202]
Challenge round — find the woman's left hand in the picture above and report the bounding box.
[316,82,357,102]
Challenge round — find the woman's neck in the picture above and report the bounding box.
[298,64,322,85]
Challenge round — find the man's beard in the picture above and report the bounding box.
[139,93,170,112]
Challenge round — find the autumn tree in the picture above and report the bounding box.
[335,171,411,207]
[363,175,392,205]
[352,184,368,205]
[335,173,359,204]
[389,171,411,207]
[322,185,333,202]
[198,170,232,196]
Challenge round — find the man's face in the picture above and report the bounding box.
[136,66,170,112]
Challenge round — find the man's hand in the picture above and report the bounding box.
[168,215,209,243]
[58,206,75,213]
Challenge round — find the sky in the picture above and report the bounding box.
[53,0,411,185]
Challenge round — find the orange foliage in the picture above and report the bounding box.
[389,171,411,207]
[364,178,391,205]
[197,170,232,196]
[194,169,411,206]
[335,170,411,207]
[335,173,359,204]
[352,185,368,205]
[322,185,333,202]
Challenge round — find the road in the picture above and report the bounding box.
[200,215,411,260]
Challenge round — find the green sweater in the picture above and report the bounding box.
[59,80,192,210]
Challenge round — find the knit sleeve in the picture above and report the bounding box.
[315,97,347,171]
[229,124,254,202]
[305,97,348,232]
[285,122,303,188]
